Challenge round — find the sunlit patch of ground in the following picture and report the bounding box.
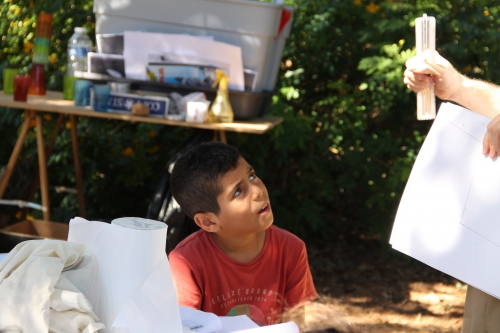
[304,235,467,333]
[304,282,465,333]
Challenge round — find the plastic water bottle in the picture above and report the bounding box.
[67,27,92,76]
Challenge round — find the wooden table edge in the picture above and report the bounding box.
[0,91,284,135]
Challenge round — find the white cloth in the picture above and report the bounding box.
[0,239,105,333]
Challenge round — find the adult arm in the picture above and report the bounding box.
[404,52,500,118]
[404,52,500,156]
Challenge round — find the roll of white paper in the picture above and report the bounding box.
[68,217,183,333]
[415,14,436,120]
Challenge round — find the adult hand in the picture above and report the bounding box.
[483,113,500,158]
[403,52,463,101]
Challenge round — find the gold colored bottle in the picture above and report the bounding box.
[207,70,234,123]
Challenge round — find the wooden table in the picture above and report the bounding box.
[0,91,283,221]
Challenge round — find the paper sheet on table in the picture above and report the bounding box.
[218,315,259,333]
[230,322,299,333]
[178,312,297,333]
[67,217,183,333]
[124,31,244,91]
[390,102,500,299]
[180,306,222,332]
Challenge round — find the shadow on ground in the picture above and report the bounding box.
[304,232,466,333]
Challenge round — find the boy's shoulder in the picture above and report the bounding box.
[170,229,210,257]
[170,225,306,261]
[268,225,305,248]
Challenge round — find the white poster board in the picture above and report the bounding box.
[390,102,500,299]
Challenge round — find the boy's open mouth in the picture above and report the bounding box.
[258,202,270,215]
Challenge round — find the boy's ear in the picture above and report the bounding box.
[193,212,220,232]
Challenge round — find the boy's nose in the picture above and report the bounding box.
[252,183,266,201]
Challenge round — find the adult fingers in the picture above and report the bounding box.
[420,59,444,78]
[482,133,498,158]
[405,56,442,78]
[404,68,434,89]
[405,81,431,93]
[483,131,490,155]
[489,140,498,159]
[484,114,500,157]
[406,70,434,83]
[483,132,493,157]
[491,144,498,159]
[491,121,500,158]
[434,51,448,67]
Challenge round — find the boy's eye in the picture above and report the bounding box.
[234,187,242,198]
[249,172,257,181]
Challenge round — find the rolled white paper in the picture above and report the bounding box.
[68,217,183,333]
[112,217,166,230]
[415,14,436,120]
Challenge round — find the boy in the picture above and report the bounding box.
[169,142,317,326]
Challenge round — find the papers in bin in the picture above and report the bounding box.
[146,53,228,88]
[123,31,245,91]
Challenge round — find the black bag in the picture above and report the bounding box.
[146,130,213,254]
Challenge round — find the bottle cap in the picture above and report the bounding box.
[74,27,87,34]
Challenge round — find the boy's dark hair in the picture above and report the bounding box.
[171,142,241,219]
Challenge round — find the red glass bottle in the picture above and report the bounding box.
[13,75,30,102]
[28,63,46,96]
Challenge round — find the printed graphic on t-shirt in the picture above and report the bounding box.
[226,304,265,326]
[213,287,282,325]
[211,287,276,309]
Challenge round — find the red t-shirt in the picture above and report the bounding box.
[169,226,317,325]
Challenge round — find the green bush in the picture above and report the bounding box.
[1,0,500,242]
[232,0,500,241]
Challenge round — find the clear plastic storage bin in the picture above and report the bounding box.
[94,0,293,92]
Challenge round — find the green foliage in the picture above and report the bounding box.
[0,0,95,87]
[0,0,192,222]
[1,0,500,243]
[234,0,500,241]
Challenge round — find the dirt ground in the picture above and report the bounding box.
[303,232,466,333]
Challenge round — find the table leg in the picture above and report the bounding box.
[219,130,227,144]
[26,113,65,203]
[212,130,228,144]
[69,115,85,218]
[35,114,50,221]
[0,111,34,199]
[46,113,65,157]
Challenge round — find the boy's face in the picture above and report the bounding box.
[215,157,273,237]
